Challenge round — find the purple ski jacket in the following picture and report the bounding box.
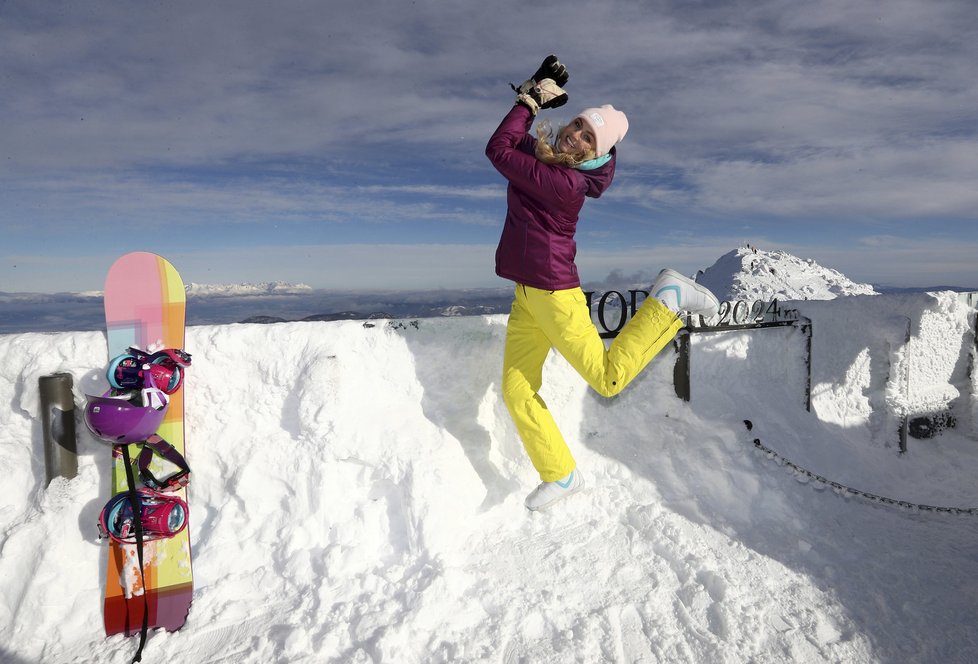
[486,104,617,291]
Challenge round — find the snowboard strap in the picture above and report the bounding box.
[121,444,150,663]
[138,434,191,492]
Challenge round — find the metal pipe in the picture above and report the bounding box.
[39,372,78,484]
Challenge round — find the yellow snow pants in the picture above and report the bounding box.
[502,285,684,482]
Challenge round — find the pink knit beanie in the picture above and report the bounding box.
[576,105,629,157]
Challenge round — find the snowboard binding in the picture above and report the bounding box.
[98,488,189,545]
[107,346,192,395]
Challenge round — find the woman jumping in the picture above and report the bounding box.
[486,55,720,511]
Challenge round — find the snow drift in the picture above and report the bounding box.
[1,289,978,663]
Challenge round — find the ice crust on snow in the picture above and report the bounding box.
[1,255,978,663]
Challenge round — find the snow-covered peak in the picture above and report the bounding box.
[695,246,878,302]
[184,281,314,297]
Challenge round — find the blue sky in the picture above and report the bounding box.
[2,0,976,293]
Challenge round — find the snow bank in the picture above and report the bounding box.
[799,292,975,448]
[2,291,977,663]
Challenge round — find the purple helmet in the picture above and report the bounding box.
[85,381,169,444]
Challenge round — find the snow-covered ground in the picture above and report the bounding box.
[2,254,978,663]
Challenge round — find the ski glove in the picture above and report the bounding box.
[512,55,569,115]
[515,79,569,116]
[512,54,570,94]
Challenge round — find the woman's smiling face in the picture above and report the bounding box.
[556,117,596,157]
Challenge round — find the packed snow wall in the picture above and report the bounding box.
[678,291,977,452]
[2,290,978,663]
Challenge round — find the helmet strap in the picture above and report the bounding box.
[120,444,150,662]
[138,434,191,492]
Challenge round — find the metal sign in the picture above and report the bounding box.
[584,290,812,411]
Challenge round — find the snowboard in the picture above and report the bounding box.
[102,252,193,636]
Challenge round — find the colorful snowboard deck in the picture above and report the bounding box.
[102,252,193,635]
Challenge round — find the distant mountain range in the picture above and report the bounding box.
[184,281,314,297]
[1,247,973,334]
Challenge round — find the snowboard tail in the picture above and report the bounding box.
[102,252,193,636]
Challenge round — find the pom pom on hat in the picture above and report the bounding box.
[576,105,629,157]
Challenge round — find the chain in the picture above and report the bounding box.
[748,435,978,516]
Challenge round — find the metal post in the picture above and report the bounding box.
[39,372,78,484]
[674,331,691,402]
[801,317,813,413]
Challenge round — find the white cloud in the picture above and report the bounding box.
[2,0,977,292]
[0,172,501,231]
[169,244,505,291]
[691,139,978,218]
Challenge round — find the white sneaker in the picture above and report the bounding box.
[524,469,585,511]
[651,268,720,317]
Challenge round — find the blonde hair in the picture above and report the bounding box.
[533,119,596,167]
